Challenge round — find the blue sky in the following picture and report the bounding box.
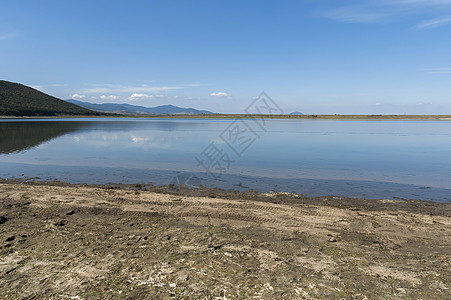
[1,0,451,114]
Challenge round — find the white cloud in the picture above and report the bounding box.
[399,0,451,4]
[85,87,110,93]
[324,6,388,23]
[30,85,44,91]
[424,67,451,74]
[131,135,151,143]
[100,94,119,101]
[414,16,451,29]
[72,93,86,100]
[31,83,69,94]
[128,93,154,101]
[210,92,230,97]
[0,33,15,40]
[84,83,205,94]
[48,83,68,87]
[322,0,451,26]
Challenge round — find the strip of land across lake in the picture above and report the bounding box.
[0,179,450,299]
[2,114,451,119]
[135,114,451,119]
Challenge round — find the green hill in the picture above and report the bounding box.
[0,80,102,116]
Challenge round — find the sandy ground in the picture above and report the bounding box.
[0,181,450,299]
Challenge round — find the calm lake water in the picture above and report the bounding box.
[1,118,450,202]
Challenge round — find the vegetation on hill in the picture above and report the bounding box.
[0,80,102,116]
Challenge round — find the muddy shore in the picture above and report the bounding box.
[0,179,450,299]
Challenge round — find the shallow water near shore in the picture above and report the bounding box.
[1,118,450,202]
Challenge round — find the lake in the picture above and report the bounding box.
[1,118,450,202]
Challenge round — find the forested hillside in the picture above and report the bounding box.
[0,81,102,116]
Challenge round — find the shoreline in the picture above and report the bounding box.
[0,179,450,298]
[1,169,450,203]
[0,177,450,214]
[1,114,451,120]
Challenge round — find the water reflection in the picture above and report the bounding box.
[0,118,211,155]
[0,121,94,154]
[0,118,450,202]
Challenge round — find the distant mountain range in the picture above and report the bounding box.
[0,81,101,116]
[0,80,300,117]
[289,111,304,115]
[66,99,214,115]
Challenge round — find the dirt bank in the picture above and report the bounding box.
[0,180,450,299]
